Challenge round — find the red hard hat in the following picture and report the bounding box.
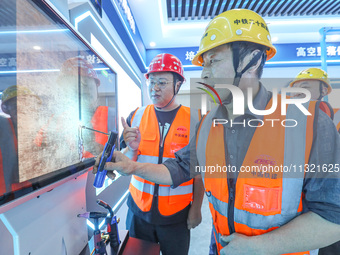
[145,53,185,82]
[60,57,100,86]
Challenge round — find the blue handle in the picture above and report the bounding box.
[107,144,115,162]
[93,169,107,189]
[110,215,121,249]
[93,131,117,188]
[93,144,115,188]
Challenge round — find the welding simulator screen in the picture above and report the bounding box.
[0,0,117,205]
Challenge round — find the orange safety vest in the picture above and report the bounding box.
[92,106,111,146]
[83,106,114,158]
[333,108,340,132]
[318,101,333,120]
[196,96,318,255]
[129,105,195,216]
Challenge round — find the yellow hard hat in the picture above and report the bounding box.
[289,68,332,95]
[192,9,276,66]
[1,85,41,105]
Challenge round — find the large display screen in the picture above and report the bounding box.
[0,0,117,205]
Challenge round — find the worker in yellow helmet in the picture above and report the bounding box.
[290,68,340,134]
[94,9,340,255]
[1,85,42,131]
[290,67,332,100]
[290,68,340,254]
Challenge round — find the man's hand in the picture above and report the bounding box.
[187,175,204,229]
[121,117,140,151]
[220,233,263,255]
[92,151,135,180]
[187,205,202,229]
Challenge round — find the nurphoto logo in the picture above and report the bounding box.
[197,82,312,128]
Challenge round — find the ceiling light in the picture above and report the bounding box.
[33,46,41,50]
[149,42,156,47]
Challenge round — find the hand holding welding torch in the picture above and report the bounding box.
[93,150,136,179]
[93,131,118,188]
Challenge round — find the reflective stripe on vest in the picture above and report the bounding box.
[211,224,311,255]
[197,97,316,255]
[128,105,194,216]
[130,175,155,195]
[132,154,193,196]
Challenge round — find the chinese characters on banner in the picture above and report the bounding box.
[0,57,16,69]
[182,43,340,65]
[296,46,340,57]
[0,54,103,71]
[185,51,198,61]
[81,54,103,65]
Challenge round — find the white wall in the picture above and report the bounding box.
[100,7,145,81]
[91,35,142,136]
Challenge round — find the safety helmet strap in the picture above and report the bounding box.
[318,81,324,100]
[156,78,181,110]
[231,42,266,87]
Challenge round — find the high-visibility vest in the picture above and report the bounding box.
[83,106,116,158]
[196,96,318,255]
[333,108,340,133]
[318,101,333,120]
[129,105,194,216]
[92,106,116,145]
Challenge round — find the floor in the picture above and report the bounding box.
[189,195,212,255]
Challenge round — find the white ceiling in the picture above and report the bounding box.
[128,0,340,49]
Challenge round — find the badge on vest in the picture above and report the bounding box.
[243,184,282,213]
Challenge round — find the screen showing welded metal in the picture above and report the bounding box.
[0,0,117,206]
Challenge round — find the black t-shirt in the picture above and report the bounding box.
[120,105,190,225]
[120,106,180,149]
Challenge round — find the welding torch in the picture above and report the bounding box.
[93,131,118,188]
[78,212,108,255]
[97,200,121,251]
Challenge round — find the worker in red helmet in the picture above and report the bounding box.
[104,53,204,255]
[44,56,112,160]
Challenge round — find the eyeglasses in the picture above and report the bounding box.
[147,79,173,89]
